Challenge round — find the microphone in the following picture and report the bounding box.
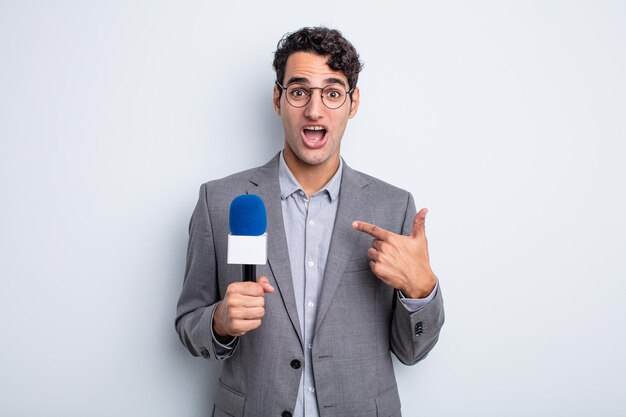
[227,194,268,282]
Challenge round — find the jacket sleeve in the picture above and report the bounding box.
[389,192,445,365]
[174,183,236,361]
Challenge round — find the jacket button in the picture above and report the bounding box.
[415,321,424,336]
[281,411,293,417]
[290,359,301,369]
[200,348,210,358]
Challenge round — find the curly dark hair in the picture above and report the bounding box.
[273,27,363,92]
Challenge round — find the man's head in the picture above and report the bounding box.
[272,27,363,175]
[273,27,364,94]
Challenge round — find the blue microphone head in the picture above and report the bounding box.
[229,194,267,236]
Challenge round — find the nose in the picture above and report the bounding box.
[304,88,324,119]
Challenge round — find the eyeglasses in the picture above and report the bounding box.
[276,81,354,109]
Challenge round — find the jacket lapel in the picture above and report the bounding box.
[314,163,371,334]
[248,154,303,347]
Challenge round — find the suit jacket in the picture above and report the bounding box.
[175,154,445,417]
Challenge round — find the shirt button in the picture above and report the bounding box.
[308,386,315,393]
[290,359,301,369]
[282,411,293,417]
[307,301,314,308]
[308,344,312,349]
[308,261,314,267]
[309,219,315,225]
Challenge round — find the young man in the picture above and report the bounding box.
[176,27,445,417]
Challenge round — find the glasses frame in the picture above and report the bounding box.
[276,81,355,110]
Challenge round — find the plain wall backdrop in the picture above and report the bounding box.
[1,0,625,416]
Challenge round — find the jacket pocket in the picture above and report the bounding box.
[212,379,246,417]
[375,384,401,417]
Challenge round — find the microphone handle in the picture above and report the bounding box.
[243,264,256,282]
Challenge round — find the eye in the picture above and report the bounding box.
[288,86,309,99]
[324,89,343,100]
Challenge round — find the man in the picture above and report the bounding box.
[176,27,444,417]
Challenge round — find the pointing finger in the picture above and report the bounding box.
[410,208,428,239]
[352,221,392,241]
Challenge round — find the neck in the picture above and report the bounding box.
[283,150,340,197]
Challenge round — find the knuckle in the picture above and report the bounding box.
[254,284,264,296]
[231,320,242,332]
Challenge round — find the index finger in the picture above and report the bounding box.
[228,281,266,297]
[352,221,392,240]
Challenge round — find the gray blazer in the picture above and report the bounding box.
[175,154,445,417]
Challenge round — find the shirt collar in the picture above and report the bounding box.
[278,151,342,202]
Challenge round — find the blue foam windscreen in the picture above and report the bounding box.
[229,194,267,236]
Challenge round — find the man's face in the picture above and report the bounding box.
[273,51,360,171]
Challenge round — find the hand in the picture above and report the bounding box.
[352,208,437,299]
[213,276,275,340]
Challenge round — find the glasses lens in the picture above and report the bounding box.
[285,85,310,108]
[321,86,347,109]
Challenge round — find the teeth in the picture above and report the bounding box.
[304,126,325,131]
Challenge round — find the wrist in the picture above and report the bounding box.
[403,274,436,299]
[212,302,230,339]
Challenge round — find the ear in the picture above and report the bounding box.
[348,87,360,119]
[273,84,281,115]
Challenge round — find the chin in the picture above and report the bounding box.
[297,155,325,167]
[285,139,338,168]
[296,149,332,166]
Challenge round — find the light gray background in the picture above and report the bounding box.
[1,0,625,416]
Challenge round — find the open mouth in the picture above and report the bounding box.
[302,126,327,148]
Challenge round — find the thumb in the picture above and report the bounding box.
[257,276,275,293]
[410,208,428,239]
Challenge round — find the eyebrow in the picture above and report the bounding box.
[324,77,347,88]
[285,76,347,88]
